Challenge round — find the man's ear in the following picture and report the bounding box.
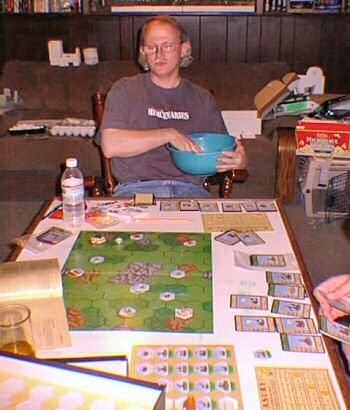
[181,40,191,58]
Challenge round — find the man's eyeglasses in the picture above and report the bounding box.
[143,42,180,55]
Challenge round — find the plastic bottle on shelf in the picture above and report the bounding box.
[61,157,85,228]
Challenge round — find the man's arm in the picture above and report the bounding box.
[101,127,202,158]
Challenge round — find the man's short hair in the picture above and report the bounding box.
[138,15,193,70]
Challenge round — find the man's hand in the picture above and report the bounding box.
[215,140,248,172]
[167,129,203,153]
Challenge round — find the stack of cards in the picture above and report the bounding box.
[319,316,350,345]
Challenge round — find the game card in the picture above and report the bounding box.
[230,295,268,310]
[275,317,317,334]
[214,230,240,246]
[241,202,258,212]
[235,251,298,271]
[160,201,179,211]
[256,201,277,212]
[268,284,305,300]
[271,300,311,318]
[237,231,265,246]
[235,315,276,332]
[222,202,242,212]
[281,334,325,353]
[180,200,200,211]
[317,290,350,315]
[199,202,219,212]
[319,315,350,344]
[35,226,72,245]
[266,271,302,285]
[250,254,286,268]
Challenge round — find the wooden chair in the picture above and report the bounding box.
[90,91,248,198]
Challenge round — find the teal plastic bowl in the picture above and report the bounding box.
[167,132,236,176]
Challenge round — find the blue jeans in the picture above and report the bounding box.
[113,180,212,199]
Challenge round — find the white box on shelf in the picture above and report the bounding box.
[222,110,261,139]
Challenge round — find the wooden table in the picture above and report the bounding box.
[6,197,350,409]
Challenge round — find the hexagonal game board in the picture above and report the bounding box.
[62,231,213,333]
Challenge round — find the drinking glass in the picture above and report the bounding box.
[0,304,35,357]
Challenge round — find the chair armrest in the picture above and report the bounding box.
[275,127,296,203]
[205,169,249,198]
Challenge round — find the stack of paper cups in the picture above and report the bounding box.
[83,48,99,65]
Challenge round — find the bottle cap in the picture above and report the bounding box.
[66,158,78,168]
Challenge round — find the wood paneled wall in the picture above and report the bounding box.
[1,13,350,93]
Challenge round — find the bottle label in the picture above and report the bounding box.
[62,178,84,203]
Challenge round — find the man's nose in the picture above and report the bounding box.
[155,45,165,55]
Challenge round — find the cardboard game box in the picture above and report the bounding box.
[295,117,350,158]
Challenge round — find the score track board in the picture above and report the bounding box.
[255,367,340,410]
[202,213,273,232]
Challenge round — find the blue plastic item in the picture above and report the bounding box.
[167,132,236,176]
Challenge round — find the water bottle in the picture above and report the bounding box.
[61,157,85,228]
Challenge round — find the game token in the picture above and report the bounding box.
[118,306,137,318]
[170,269,186,279]
[89,234,107,245]
[130,233,144,241]
[183,240,197,247]
[175,307,193,320]
[254,349,272,359]
[130,283,150,294]
[67,268,85,277]
[160,291,176,301]
[89,256,105,264]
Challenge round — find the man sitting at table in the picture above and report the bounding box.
[99,15,247,198]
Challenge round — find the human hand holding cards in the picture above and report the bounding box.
[314,274,350,320]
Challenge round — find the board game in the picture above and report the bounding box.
[255,367,340,410]
[62,231,213,333]
[130,344,243,410]
[0,353,164,410]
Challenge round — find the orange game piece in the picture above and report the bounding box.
[184,395,196,410]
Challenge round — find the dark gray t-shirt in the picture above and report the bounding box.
[100,72,227,184]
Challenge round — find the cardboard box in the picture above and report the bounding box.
[295,117,350,158]
[254,72,298,118]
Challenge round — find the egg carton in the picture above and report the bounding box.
[49,118,96,138]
